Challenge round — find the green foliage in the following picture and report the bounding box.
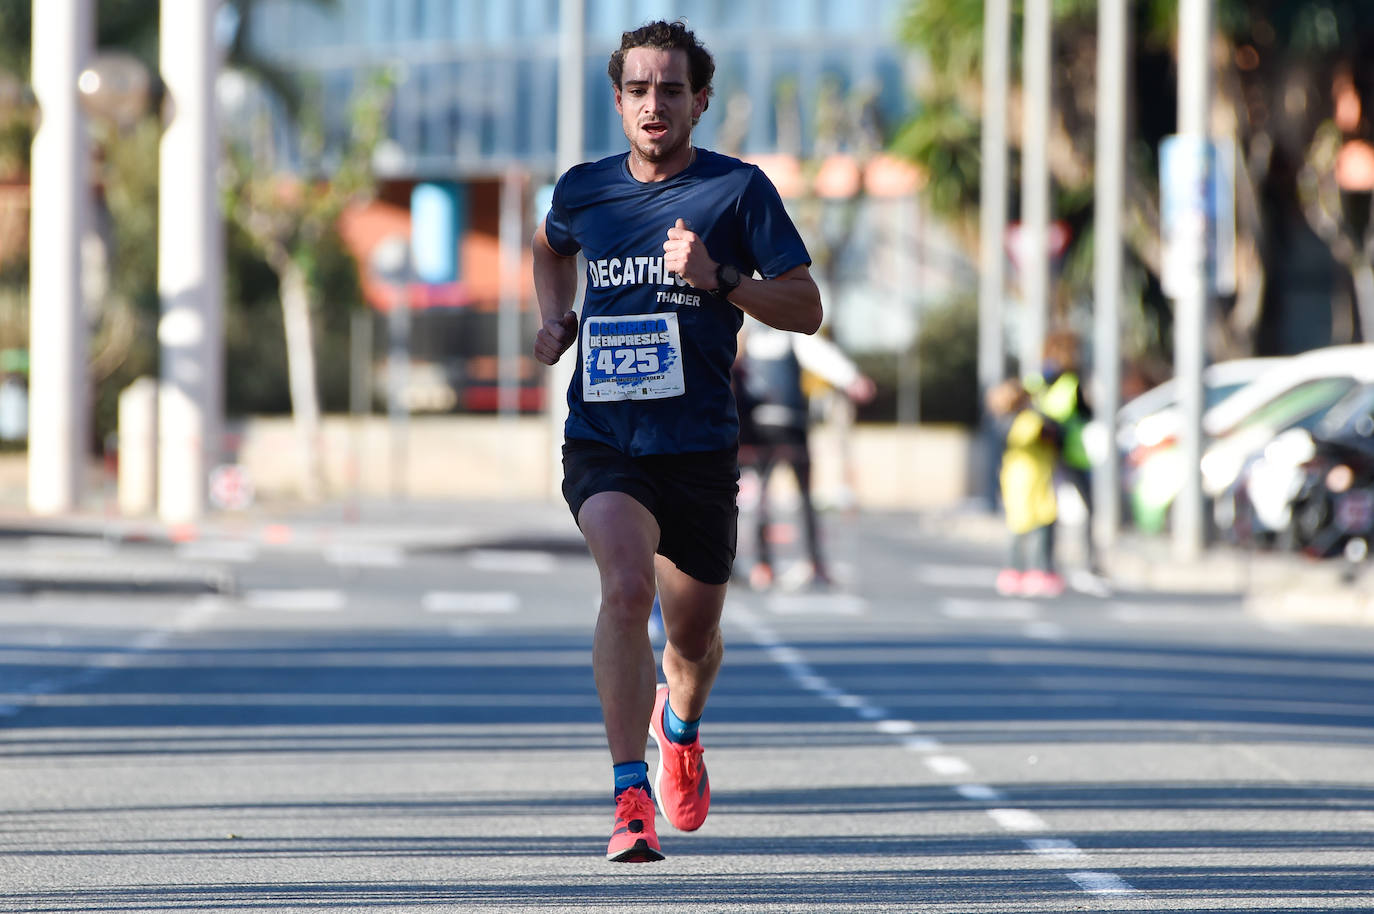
[890,96,981,222]
[854,297,980,426]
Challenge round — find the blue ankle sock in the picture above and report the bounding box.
[663,700,700,744]
[613,761,650,797]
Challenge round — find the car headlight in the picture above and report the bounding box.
[1263,428,1316,468]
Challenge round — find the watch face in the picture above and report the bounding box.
[721,265,740,285]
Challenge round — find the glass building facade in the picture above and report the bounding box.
[243,0,916,181]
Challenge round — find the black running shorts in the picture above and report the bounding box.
[561,438,740,586]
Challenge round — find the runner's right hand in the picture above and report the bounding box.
[534,310,578,365]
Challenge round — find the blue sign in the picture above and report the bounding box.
[1160,136,1235,298]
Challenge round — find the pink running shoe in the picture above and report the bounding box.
[995,568,1023,596]
[1021,570,1065,597]
[648,683,710,832]
[606,785,664,863]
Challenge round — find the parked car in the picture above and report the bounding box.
[1116,357,1284,456]
[1217,381,1374,547]
[1125,345,1374,534]
[1282,383,1374,559]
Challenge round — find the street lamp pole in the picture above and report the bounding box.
[1020,0,1052,375]
[978,0,1010,397]
[1173,0,1213,561]
[1093,0,1129,548]
[28,0,93,516]
[157,0,224,524]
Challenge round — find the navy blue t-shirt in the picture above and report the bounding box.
[543,148,811,456]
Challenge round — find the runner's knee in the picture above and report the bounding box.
[598,567,657,624]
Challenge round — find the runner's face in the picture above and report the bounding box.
[615,47,705,166]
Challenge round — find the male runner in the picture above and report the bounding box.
[531,20,821,862]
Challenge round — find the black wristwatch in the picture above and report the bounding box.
[715,262,742,298]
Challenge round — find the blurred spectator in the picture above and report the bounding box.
[1026,330,1101,578]
[987,378,1064,597]
[734,317,875,590]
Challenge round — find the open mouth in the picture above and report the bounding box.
[642,122,668,139]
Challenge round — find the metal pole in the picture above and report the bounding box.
[386,283,410,500]
[549,0,585,499]
[1020,0,1052,376]
[1093,0,1128,549]
[1173,0,1212,561]
[498,167,524,421]
[158,0,223,524]
[28,0,92,516]
[978,0,1010,396]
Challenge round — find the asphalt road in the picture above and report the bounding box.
[1,503,1373,912]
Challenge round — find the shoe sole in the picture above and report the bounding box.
[607,839,665,863]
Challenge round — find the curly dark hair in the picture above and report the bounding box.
[607,19,715,105]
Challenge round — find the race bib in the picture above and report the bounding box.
[581,312,686,402]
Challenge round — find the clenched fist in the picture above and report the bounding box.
[662,218,716,289]
[534,310,578,365]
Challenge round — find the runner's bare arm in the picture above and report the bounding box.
[663,218,821,335]
[532,217,580,365]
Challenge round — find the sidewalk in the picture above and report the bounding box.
[920,505,1374,626]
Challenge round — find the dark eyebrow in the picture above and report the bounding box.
[624,79,687,89]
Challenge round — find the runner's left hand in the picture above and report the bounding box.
[663,218,715,289]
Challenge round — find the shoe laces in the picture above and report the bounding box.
[615,785,655,823]
[668,740,705,784]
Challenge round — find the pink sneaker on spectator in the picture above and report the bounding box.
[995,569,1023,596]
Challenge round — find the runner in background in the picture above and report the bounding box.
[734,317,874,590]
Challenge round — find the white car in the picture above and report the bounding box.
[1126,344,1374,532]
[1116,357,1285,455]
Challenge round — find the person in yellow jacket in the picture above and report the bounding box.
[987,379,1064,597]
[1025,331,1100,578]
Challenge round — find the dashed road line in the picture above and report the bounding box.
[468,550,558,574]
[1025,838,1086,859]
[941,598,1039,620]
[241,589,346,612]
[914,564,1001,588]
[324,544,405,568]
[987,807,1051,832]
[1067,871,1138,895]
[765,593,868,616]
[924,755,973,776]
[729,598,1141,902]
[422,591,520,614]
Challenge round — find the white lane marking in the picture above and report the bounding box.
[468,550,557,574]
[987,808,1049,832]
[915,564,1000,588]
[1023,621,1066,640]
[1067,871,1137,895]
[856,705,888,720]
[903,736,943,752]
[242,589,346,612]
[175,541,259,563]
[765,594,868,616]
[942,598,1039,620]
[422,591,520,614]
[956,784,1004,802]
[1107,602,1241,625]
[876,719,919,735]
[925,755,973,776]
[1025,838,1085,859]
[324,544,405,568]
